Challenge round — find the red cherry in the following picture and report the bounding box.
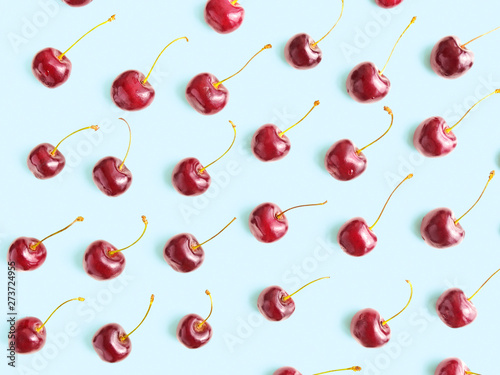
[172,121,236,196]
[32,15,115,88]
[84,216,148,280]
[325,106,393,180]
[274,366,361,375]
[252,101,320,162]
[351,281,412,348]
[204,0,245,34]
[284,0,344,70]
[249,200,327,243]
[338,174,413,257]
[93,295,154,362]
[258,277,329,321]
[435,358,477,375]
[15,297,84,354]
[375,0,403,8]
[421,171,494,249]
[8,217,84,271]
[28,125,99,179]
[346,17,416,103]
[177,290,214,349]
[92,118,133,197]
[62,0,93,6]
[111,37,188,111]
[186,44,272,115]
[414,90,500,157]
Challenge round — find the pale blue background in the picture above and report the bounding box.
[1,0,500,374]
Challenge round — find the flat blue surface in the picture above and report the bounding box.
[1,0,500,374]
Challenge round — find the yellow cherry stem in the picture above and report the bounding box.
[461,25,500,48]
[313,366,362,375]
[282,277,330,302]
[199,121,237,174]
[369,174,413,231]
[197,290,213,329]
[311,0,344,48]
[276,200,327,220]
[278,100,320,137]
[357,106,394,154]
[465,372,481,375]
[379,16,417,76]
[118,118,132,171]
[51,126,99,156]
[142,36,189,85]
[121,294,155,341]
[231,0,239,4]
[36,297,85,332]
[108,216,148,255]
[382,280,413,326]
[455,171,495,225]
[213,44,272,89]
[192,218,237,251]
[58,15,115,60]
[30,216,84,250]
[468,267,500,301]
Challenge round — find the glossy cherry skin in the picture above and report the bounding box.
[430,36,474,79]
[32,48,72,88]
[284,33,322,70]
[324,139,367,181]
[92,156,133,197]
[435,358,471,375]
[251,124,291,162]
[171,158,211,196]
[436,288,477,328]
[375,0,403,8]
[92,323,131,363]
[111,70,155,111]
[163,234,205,273]
[421,208,465,249]
[204,0,245,34]
[257,286,296,321]
[83,240,125,281]
[350,308,390,348]
[413,117,457,157]
[185,73,229,115]
[274,367,302,375]
[63,0,93,6]
[177,314,212,349]
[249,203,289,243]
[346,62,390,103]
[27,143,65,179]
[15,317,46,354]
[337,218,378,257]
[7,238,47,271]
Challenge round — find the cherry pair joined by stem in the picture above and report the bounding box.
[434,358,480,375]
[8,217,84,271]
[274,366,361,375]
[93,294,154,362]
[177,290,214,349]
[32,15,115,88]
[346,16,416,103]
[204,0,245,34]
[351,280,413,348]
[338,174,412,257]
[421,171,494,249]
[249,200,327,243]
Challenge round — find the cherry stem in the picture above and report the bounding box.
[382,280,413,326]
[357,106,394,154]
[118,118,132,171]
[446,90,500,133]
[311,0,344,48]
[213,44,272,89]
[197,290,213,329]
[51,126,99,156]
[282,276,330,302]
[313,367,362,375]
[455,171,495,225]
[462,25,500,48]
[30,216,84,250]
[58,15,115,60]
[465,372,481,375]
[121,294,154,341]
[468,267,500,301]
[276,200,327,220]
[108,216,148,255]
[278,100,320,137]
[142,36,189,85]
[192,218,237,251]
[379,16,417,76]
[36,297,85,332]
[199,121,237,174]
[369,174,413,231]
